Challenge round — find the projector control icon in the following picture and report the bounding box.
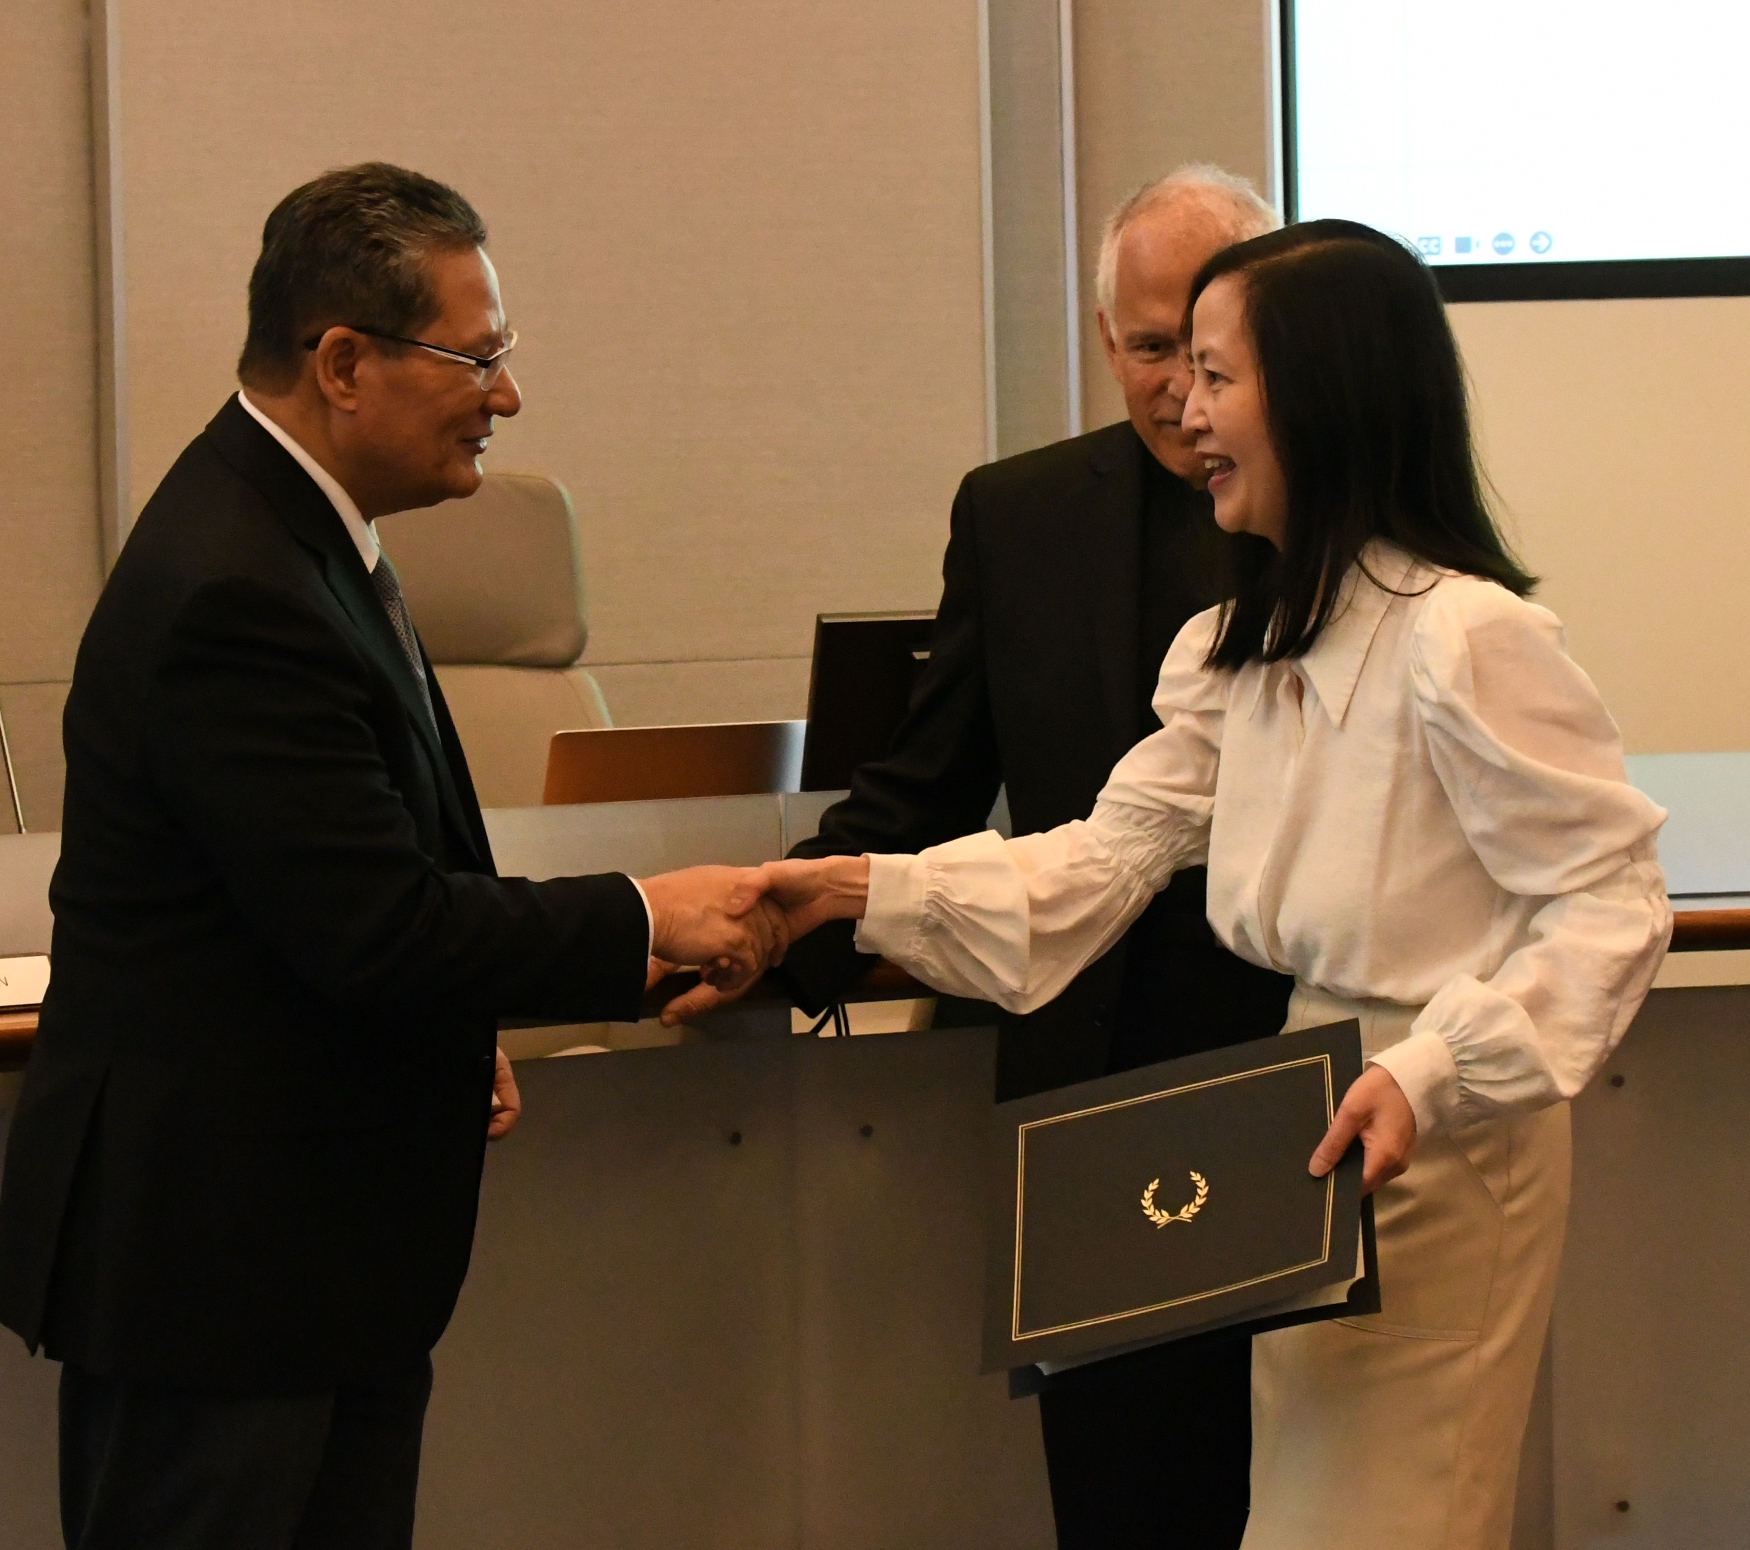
[1530,231,1553,255]
[1492,232,1516,256]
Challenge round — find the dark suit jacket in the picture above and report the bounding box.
[0,397,650,1394]
[782,422,1293,1101]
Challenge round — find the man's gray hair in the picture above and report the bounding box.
[1094,163,1280,314]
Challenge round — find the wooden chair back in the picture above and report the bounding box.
[542,720,806,805]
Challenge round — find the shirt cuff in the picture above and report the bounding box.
[854,853,927,960]
[1368,1029,1463,1138]
[628,876,655,962]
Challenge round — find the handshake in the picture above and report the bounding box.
[493,854,875,1143]
[638,855,874,1024]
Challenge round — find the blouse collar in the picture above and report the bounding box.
[1295,542,1433,727]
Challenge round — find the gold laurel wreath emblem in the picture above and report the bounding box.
[1141,1171,1209,1228]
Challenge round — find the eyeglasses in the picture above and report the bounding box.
[301,325,518,388]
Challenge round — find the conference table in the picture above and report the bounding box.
[1,759,1748,1548]
[5,907,1748,1066]
[4,763,1747,1069]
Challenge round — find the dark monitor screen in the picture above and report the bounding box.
[800,611,935,792]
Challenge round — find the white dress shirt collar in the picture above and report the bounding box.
[237,390,381,575]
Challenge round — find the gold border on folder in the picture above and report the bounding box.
[1011,1054,1336,1342]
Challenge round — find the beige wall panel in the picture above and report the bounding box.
[116,0,987,699]
[589,655,810,730]
[1451,298,1750,753]
[1,0,104,685]
[1071,0,1273,430]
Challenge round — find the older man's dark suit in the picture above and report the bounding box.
[0,398,650,1537]
[782,421,1294,1549]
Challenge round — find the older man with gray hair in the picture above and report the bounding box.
[766,164,1289,1548]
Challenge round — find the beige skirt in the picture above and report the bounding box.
[1242,985,1572,1550]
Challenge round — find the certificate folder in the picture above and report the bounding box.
[984,1020,1378,1378]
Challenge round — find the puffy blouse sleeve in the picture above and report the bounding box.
[852,608,1230,1012]
[1374,578,1672,1132]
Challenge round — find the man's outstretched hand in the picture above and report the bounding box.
[658,856,872,1025]
[638,865,792,1008]
[488,1047,522,1141]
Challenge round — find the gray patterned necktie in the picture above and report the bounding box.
[369,555,437,730]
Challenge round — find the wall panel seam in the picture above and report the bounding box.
[88,0,130,565]
[978,0,998,464]
[1058,0,1083,436]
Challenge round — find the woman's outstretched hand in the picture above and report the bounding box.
[658,856,873,1025]
[726,856,872,938]
[1309,1065,1418,1195]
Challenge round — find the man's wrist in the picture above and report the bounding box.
[628,875,656,961]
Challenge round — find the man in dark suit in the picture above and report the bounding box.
[673,165,1295,1548]
[0,164,778,1550]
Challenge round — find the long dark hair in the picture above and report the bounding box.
[1191,219,1535,669]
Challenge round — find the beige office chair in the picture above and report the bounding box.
[377,473,610,808]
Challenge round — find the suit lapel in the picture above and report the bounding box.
[319,548,485,869]
[203,397,486,869]
[1082,428,1144,764]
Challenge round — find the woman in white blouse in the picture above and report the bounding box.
[736,221,1671,1549]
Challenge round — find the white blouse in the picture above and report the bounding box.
[855,545,1672,1137]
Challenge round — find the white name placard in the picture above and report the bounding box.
[0,954,50,1011]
